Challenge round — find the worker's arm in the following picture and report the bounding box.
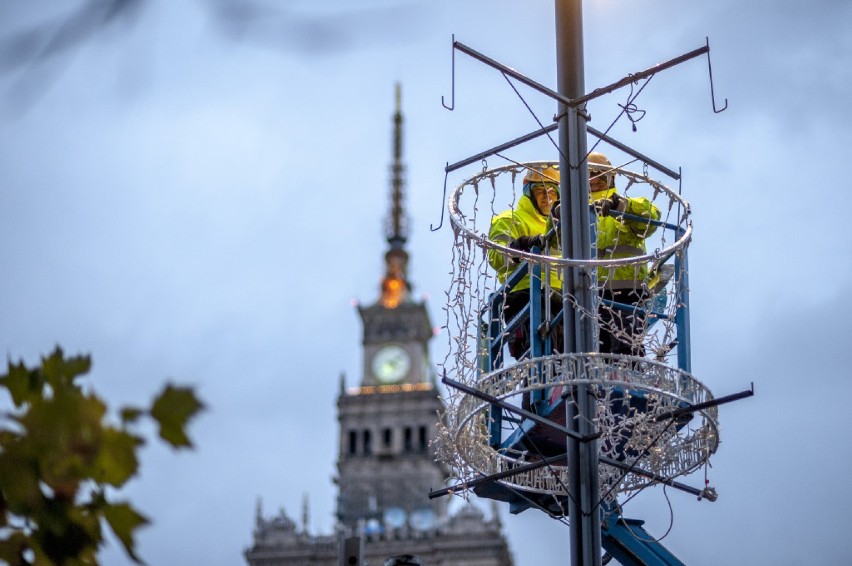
[623,196,661,238]
[488,212,523,276]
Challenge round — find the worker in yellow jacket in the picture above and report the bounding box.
[587,152,660,356]
[488,155,660,359]
[488,164,563,358]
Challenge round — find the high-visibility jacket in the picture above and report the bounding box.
[590,188,661,291]
[488,195,562,292]
[488,191,660,293]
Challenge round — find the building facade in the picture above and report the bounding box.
[244,86,513,566]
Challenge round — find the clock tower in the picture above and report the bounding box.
[336,84,448,531]
[245,85,512,566]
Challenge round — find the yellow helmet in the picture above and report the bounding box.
[523,164,560,186]
[587,152,616,189]
[522,164,559,215]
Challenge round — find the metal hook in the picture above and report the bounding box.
[441,34,456,111]
[430,166,450,231]
[705,37,728,114]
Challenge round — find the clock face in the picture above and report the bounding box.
[410,507,436,530]
[371,345,411,383]
[383,507,406,529]
[364,517,382,534]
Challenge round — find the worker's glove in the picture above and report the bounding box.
[509,235,547,252]
[595,193,625,216]
[548,203,561,228]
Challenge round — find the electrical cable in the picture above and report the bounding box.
[616,483,676,546]
[586,75,654,162]
[593,414,678,513]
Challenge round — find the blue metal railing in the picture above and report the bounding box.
[479,209,691,448]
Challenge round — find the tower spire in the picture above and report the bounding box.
[379,83,410,309]
[388,82,408,248]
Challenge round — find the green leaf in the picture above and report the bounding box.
[0,349,203,565]
[103,502,149,564]
[93,428,141,487]
[0,445,43,515]
[0,531,30,566]
[1,361,41,407]
[149,385,204,449]
[32,497,101,565]
[0,348,93,409]
[22,390,107,493]
[40,347,91,390]
[120,407,143,425]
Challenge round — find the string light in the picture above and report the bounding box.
[434,160,718,505]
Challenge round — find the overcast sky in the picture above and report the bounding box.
[2,1,851,565]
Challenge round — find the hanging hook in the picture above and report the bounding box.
[431,166,450,231]
[441,34,456,111]
[705,37,728,114]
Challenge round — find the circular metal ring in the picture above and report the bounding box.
[445,353,718,497]
[447,161,692,269]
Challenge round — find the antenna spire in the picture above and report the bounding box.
[388,82,408,247]
[380,83,411,309]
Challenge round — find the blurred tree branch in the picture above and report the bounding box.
[0,0,144,72]
[0,346,204,565]
[0,0,424,71]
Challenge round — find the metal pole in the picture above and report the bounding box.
[555,1,601,566]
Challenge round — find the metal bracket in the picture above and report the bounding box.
[705,37,728,113]
[430,168,451,231]
[442,375,601,443]
[441,34,456,111]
